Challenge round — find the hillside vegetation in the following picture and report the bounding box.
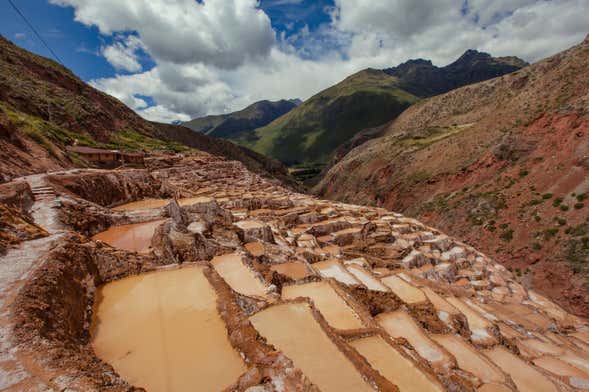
[0,35,297,187]
[316,35,589,317]
[244,69,417,165]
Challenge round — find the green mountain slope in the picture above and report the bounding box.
[245,69,418,165]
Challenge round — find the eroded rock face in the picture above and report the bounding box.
[0,202,47,254]
[48,169,162,207]
[2,155,589,392]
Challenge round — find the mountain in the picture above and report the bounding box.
[316,36,589,317]
[183,99,301,138]
[238,50,526,167]
[0,35,297,187]
[245,69,419,165]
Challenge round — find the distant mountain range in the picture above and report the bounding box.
[188,50,527,167]
[183,99,301,138]
[383,49,527,97]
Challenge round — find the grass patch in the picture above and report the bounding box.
[107,129,188,152]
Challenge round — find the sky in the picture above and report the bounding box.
[1,0,588,123]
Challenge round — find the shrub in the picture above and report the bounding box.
[569,224,588,237]
[500,229,514,241]
[534,215,541,222]
[542,193,553,199]
[560,204,570,212]
[553,197,563,207]
[519,169,529,177]
[574,203,585,210]
[532,242,542,250]
[577,193,587,202]
[556,217,567,226]
[543,228,559,240]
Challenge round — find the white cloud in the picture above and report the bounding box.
[50,0,275,68]
[101,35,144,72]
[52,0,589,123]
[139,105,191,123]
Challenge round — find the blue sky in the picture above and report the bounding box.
[0,0,587,122]
[1,0,112,80]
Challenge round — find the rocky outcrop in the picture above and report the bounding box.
[0,180,34,211]
[0,202,46,255]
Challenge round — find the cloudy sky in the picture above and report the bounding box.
[1,0,588,122]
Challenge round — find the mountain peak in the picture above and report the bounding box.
[183,98,299,138]
[450,49,492,66]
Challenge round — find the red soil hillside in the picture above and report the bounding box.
[0,35,296,187]
[316,35,589,317]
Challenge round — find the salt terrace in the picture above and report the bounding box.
[0,151,588,391]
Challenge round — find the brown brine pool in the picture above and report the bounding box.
[249,302,373,392]
[91,266,246,391]
[92,219,165,253]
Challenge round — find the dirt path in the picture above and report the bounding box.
[24,174,63,234]
[0,173,66,390]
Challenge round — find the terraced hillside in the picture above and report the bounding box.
[0,151,587,391]
[317,35,589,317]
[0,35,296,186]
[241,50,526,167]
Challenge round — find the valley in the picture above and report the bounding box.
[0,9,587,392]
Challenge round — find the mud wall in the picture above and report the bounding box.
[48,169,163,207]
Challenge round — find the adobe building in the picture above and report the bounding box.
[67,146,144,167]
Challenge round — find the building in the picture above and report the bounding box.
[66,146,144,167]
